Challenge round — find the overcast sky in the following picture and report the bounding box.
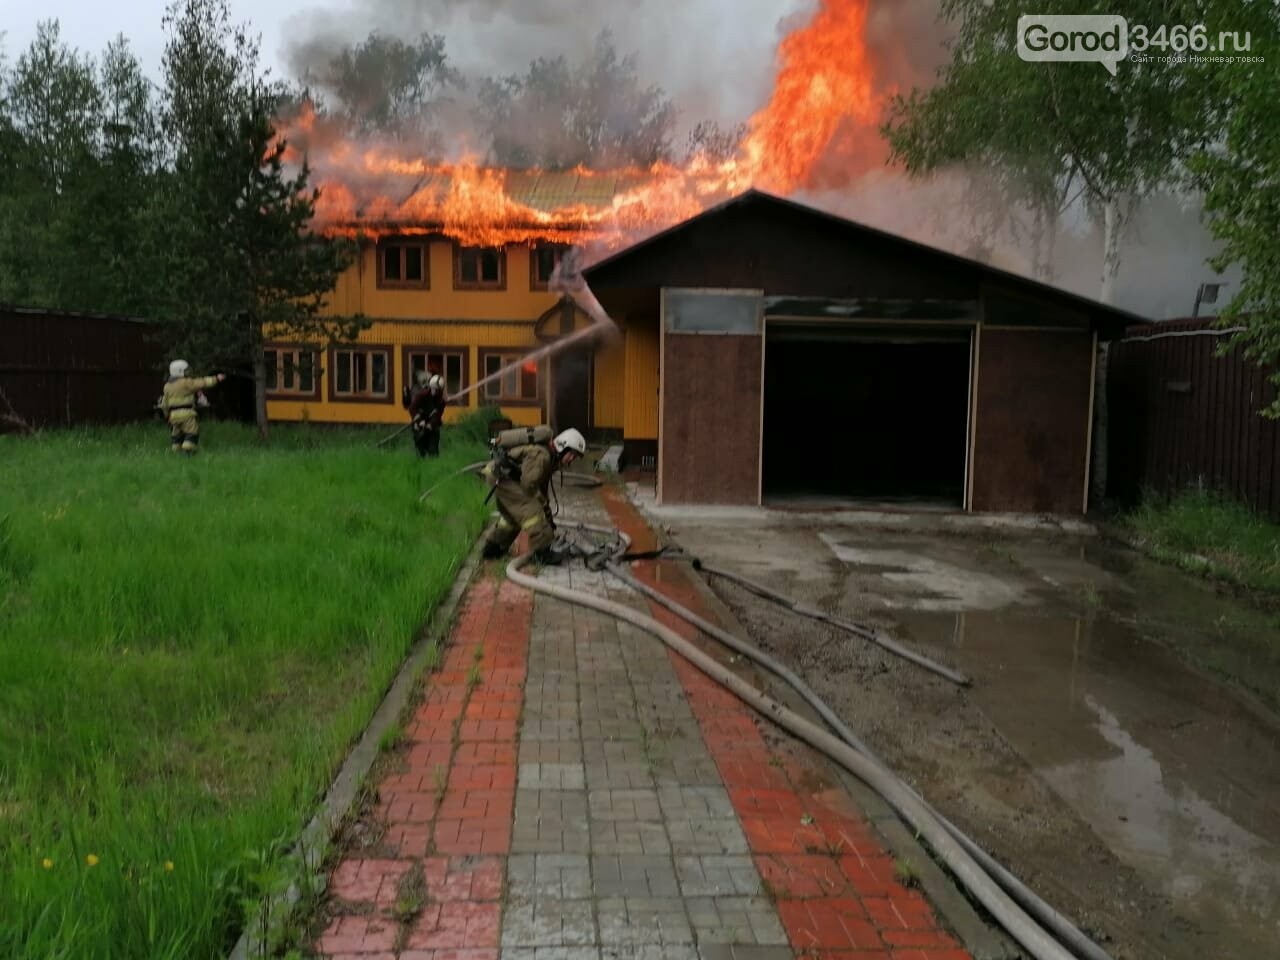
[1,1,334,80]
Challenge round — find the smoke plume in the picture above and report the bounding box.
[282,0,1226,318]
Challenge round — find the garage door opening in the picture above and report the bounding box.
[763,326,971,507]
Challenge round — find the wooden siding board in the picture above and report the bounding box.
[659,333,762,504]
[1109,319,1280,520]
[1,308,164,429]
[971,328,1093,514]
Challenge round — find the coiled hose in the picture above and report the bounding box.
[507,523,1113,960]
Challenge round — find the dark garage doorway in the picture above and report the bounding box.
[763,325,971,506]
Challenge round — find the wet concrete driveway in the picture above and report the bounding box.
[650,510,1280,959]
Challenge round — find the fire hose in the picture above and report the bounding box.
[507,525,1114,960]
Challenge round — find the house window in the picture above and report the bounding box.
[331,347,391,401]
[378,240,428,289]
[264,347,319,397]
[454,246,506,290]
[407,349,468,398]
[481,351,540,404]
[530,242,567,289]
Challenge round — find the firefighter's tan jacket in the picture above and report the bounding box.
[161,375,218,421]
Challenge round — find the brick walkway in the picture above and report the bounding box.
[313,490,973,960]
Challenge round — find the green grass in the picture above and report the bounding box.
[1125,488,1280,593]
[0,416,496,959]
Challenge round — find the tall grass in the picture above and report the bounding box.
[0,417,494,959]
[1127,487,1280,593]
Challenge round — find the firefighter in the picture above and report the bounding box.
[481,427,587,565]
[407,372,447,457]
[161,360,225,454]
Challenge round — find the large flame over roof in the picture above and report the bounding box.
[283,0,886,249]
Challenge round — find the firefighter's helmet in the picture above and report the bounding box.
[169,359,189,379]
[553,428,586,457]
[415,369,430,387]
[428,374,444,392]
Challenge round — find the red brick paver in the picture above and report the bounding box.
[602,486,973,960]
[313,576,530,959]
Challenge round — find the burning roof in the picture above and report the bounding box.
[282,0,888,251]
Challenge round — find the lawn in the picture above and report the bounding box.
[1125,487,1280,594]
[0,417,494,959]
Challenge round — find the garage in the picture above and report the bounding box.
[763,323,972,506]
[583,189,1138,514]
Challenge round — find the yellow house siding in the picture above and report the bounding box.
[593,332,625,430]
[623,316,660,440]
[320,243,557,322]
[266,235,567,426]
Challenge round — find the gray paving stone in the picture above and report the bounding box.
[665,818,750,855]
[501,899,597,947]
[601,947,700,960]
[521,762,587,790]
[508,854,592,902]
[520,741,584,764]
[512,820,592,854]
[658,786,736,819]
[503,949,602,960]
[516,789,589,820]
[675,856,763,897]
[589,820,672,855]
[585,761,654,791]
[591,855,681,898]
[597,896,694,945]
[696,947,794,960]
[525,719,583,741]
[588,789,663,822]
[686,898,789,946]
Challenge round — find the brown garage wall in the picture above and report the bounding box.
[972,328,1095,514]
[660,332,762,504]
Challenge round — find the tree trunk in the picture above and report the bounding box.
[254,353,270,441]
[1100,194,1123,305]
[1091,342,1109,509]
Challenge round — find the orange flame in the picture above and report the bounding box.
[284,0,882,249]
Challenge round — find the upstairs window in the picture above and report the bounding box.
[378,240,429,289]
[531,242,567,289]
[454,246,506,290]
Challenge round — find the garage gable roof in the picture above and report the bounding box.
[583,189,1146,336]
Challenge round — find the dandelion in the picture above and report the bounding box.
[41,858,53,869]
[164,861,174,873]
[85,854,100,867]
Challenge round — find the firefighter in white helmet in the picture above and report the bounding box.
[160,360,225,454]
[482,427,587,565]
[404,371,447,457]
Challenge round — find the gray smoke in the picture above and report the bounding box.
[284,0,803,141]
[282,0,1227,319]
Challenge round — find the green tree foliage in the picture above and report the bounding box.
[1192,7,1280,415]
[0,6,359,438]
[883,0,1223,302]
[478,30,676,170]
[153,0,361,437]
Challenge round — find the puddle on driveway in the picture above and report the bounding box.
[900,608,1280,951]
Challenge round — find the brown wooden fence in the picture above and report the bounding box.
[1108,318,1280,519]
[0,304,166,431]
